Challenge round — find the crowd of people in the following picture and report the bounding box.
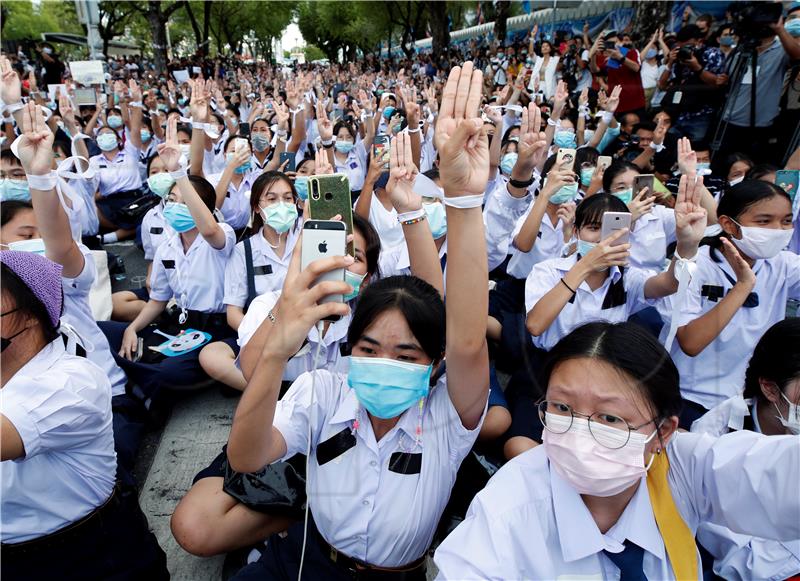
[1,2,800,579]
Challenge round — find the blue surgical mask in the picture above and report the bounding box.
[294,176,309,201]
[107,115,123,129]
[696,162,711,175]
[719,36,736,46]
[0,179,31,202]
[226,153,251,174]
[391,124,402,134]
[343,270,366,302]
[141,129,152,142]
[163,202,196,233]
[424,201,447,239]
[347,356,432,419]
[6,238,46,255]
[383,106,396,120]
[550,182,578,205]
[580,167,595,187]
[785,19,800,37]
[577,239,596,257]
[613,187,633,204]
[335,141,355,154]
[147,173,175,198]
[554,130,577,149]
[500,152,518,175]
[157,103,169,113]
[261,202,298,234]
[251,133,270,152]
[645,48,658,59]
[97,133,118,151]
[178,97,188,106]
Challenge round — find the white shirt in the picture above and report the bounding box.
[434,430,800,580]
[223,227,299,308]
[483,179,533,272]
[333,140,368,192]
[206,170,257,230]
[88,134,142,196]
[1,340,116,543]
[506,204,567,280]
[629,205,676,273]
[272,370,485,567]
[640,60,665,90]
[60,177,99,237]
[658,247,800,409]
[528,55,560,99]
[141,204,170,261]
[150,224,236,313]
[237,290,351,381]
[525,255,654,350]
[62,245,128,397]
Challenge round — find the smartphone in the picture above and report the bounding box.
[601,212,632,247]
[597,156,613,171]
[373,134,390,170]
[74,88,96,106]
[308,174,355,257]
[301,220,347,319]
[775,169,799,203]
[279,151,296,172]
[238,122,250,138]
[556,148,576,173]
[234,137,249,155]
[633,174,655,198]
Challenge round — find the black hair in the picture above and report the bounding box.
[176,123,193,141]
[574,193,628,229]
[1,263,61,343]
[0,200,34,227]
[575,147,600,171]
[249,171,297,233]
[333,121,357,141]
[295,157,314,172]
[721,152,753,177]
[501,125,520,143]
[171,175,217,213]
[677,24,703,42]
[744,319,800,399]
[347,275,445,361]
[352,213,381,279]
[53,140,71,158]
[746,163,779,181]
[0,150,22,167]
[543,321,683,420]
[422,167,440,181]
[632,121,656,134]
[602,160,640,192]
[145,153,163,175]
[691,140,710,153]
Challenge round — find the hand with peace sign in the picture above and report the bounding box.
[17,102,54,177]
[0,55,22,106]
[316,100,333,143]
[674,173,707,257]
[516,102,549,172]
[156,116,183,172]
[386,131,421,214]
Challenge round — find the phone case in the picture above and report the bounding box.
[634,174,655,197]
[373,135,390,169]
[308,174,355,257]
[279,152,296,172]
[601,212,632,247]
[775,170,799,202]
[556,148,577,172]
[301,221,346,310]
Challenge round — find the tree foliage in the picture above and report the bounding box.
[2,0,83,40]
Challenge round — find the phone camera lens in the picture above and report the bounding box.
[324,192,333,201]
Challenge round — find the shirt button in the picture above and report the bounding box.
[362,499,369,506]
[370,460,377,467]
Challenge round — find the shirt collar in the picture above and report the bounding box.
[13,338,66,380]
[605,478,666,561]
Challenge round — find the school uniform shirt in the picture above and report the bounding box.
[483,179,533,272]
[419,124,437,173]
[250,151,272,172]
[140,204,170,261]
[223,226,300,309]
[202,134,229,177]
[525,255,655,351]
[1,339,116,543]
[433,430,800,580]
[237,290,351,381]
[658,246,800,410]
[506,203,567,280]
[271,370,486,567]
[138,139,159,181]
[629,205,676,273]
[206,170,258,230]
[88,134,143,197]
[62,245,128,397]
[59,177,99,238]
[149,224,236,313]
[333,140,368,192]
[367,194,408,277]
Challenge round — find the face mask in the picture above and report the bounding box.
[383,106,395,120]
[500,152,518,175]
[343,270,366,302]
[226,153,251,174]
[577,238,596,257]
[179,143,192,160]
[43,47,53,55]
[554,130,577,149]
[294,176,309,201]
[141,129,152,142]
[178,97,188,106]
[0,179,31,202]
[729,175,745,187]
[775,392,800,435]
[335,141,355,154]
[785,20,800,37]
[580,167,595,187]
[550,182,579,205]
[261,201,298,234]
[424,202,447,239]
[645,48,658,59]
[107,115,123,129]
[157,104,169,113]
[6,237,46,255]
[147,173,175,198]
[347,356,432,419]
[719,36,736,46]
[696,162,711,175]
[730,220,793,260]
[613,187,633,205]
[97,133,119,152]
[251,133,270,152]
[163,202,196,233]
[391,124,402,134]
[543,413,659,497]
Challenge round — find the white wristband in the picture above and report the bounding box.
[649,141,665,153]
[26,171,58,190]
[601,111,614,125]
[4,102,24,115]
[320,138,334,147]
[406,126,421,134]
[442,194,484,209]
[169,167,188,180]
[128,101,143,109]
[274,128,288,137]
[397,208,425,223]
[547,118,560,127]
[190,119,207,130]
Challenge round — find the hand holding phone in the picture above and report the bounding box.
[556,148,577,173]
[301,220,347,320]
[601,211,632,247]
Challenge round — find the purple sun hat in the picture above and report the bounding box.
[0,250,63,329]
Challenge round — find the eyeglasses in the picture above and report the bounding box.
[538,400,657,449]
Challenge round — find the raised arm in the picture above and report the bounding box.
[509,101,549,199]
[189,79,209,178]
[401,85,422,169]
[126,79,144,150]
[514,163,573,252]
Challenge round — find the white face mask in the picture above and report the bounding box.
[543,413,658,497]
[775,392,800,435]
[731,220,793,260]
[728,175,745,187]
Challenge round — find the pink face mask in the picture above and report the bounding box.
[543,413,659,497]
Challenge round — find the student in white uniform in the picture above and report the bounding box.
[691,319,800,580]
[434,321,800,580]
[222,62,489,580]
[0,250,168,580]
[331,120,369,193]
[660,179,799,427]
[207,136,256,232]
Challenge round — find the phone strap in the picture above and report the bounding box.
[244,237,257,312]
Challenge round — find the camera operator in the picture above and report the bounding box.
[589,31,646,115]
[658,24,728,142]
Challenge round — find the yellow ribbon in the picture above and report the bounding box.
[646,451,698,580]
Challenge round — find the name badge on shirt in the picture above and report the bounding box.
[254,265,273,276]
[150,227,164,235]
[316,427,357,466]
[701,284,724,302]
[162,259,176,269]
[349,161,358,169]
[388,452,422,475]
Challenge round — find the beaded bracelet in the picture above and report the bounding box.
[401,215,427,226]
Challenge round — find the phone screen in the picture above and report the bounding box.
[373,135,390,170]
[634,174,655,197]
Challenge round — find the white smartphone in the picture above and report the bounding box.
[556,148,577,173]
[234,137,248,154]
[301,220,347,318]
[597,155,613,171]
[601,212,632,247]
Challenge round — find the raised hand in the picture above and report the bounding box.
[578,87,589,107]
[425,85,438,115]
[0,55,22,105]
[628,187,656,222]
[402,85,420,127]
[580,228,631,272]
[386,131,421,213]
[58,92,75,125]
[541,162,576,200]
[314,148,333,175]
[273,100,290,131]
[677,137,696,176]
[156,116,182,172]
[673,173,707,255]
[604,85,622,113]
[482,103,502,125]
[434,61,490,197]
[128,79,142,103]
[316,100,333,142]
[720,237,756,289]
[517,102,549,169]
[553,80,569,110]
[17,102,54,176]
[652,117,667,146]
[556,201,577,232]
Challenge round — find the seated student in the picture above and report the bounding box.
[207,135,256,232]
[720,152,754,187]
[0,250,168,580]
[110,154,175,322]
[434,321,800,580]
[691,319,800,580]
[660,179,798,427]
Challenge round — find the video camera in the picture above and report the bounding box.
[678,43,704,63]
[730,1,783,44]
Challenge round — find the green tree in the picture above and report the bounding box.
[297,1,388,62]
[98,1,141,57]
[304,44,326,62]
[2,0,63,40]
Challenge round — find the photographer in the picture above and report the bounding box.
[589,31,645,115]
[658,25,727,142]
